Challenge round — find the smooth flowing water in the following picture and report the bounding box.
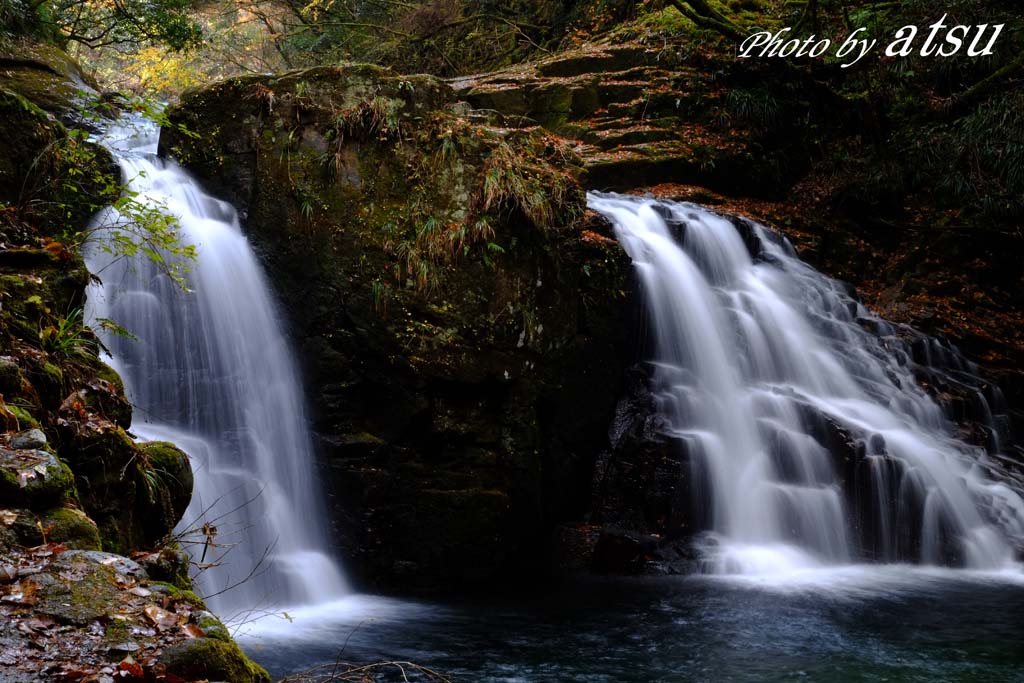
[244,569,1024,682]
[587,193,1024,573]
[79,120,1024,679]
[85,118,347,617]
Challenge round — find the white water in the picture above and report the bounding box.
[85,118,348,617]
[588,193,1024,575]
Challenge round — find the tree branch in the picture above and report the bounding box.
[665,0,745,42]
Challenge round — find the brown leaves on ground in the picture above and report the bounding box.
[0,540,209,682]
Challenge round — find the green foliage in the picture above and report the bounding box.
[723,88,781,131]
[90,188,199,291]
[93,317,138,342]
[38,307,96,359]
[26,0,201,51]
[8,92,200,291]
[479,135,582,229]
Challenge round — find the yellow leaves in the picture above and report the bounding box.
[122,46,207,97]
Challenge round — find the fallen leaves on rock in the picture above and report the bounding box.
[0,542,211,682]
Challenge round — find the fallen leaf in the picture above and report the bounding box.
[25,614,55,631]
[118,655,144,678]
[142,604,179,631]
[0,510,17,526]
[180,623,204,639]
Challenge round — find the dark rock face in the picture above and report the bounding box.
[578,363,703,575]
[162,65,634,591]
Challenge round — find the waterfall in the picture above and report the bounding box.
[85,117,348,617]
[588,193,1024,574]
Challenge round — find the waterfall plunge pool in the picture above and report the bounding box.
[240,567,1024,682]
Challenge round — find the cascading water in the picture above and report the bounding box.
[588,193,1024,574]
[84,118,348,617]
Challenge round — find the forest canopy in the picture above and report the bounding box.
[1,0,202,50]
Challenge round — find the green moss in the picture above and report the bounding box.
[148,581,206,609]
[159,637,271,683]
[0,452,75,510]
[40,507,100,550]
[92,361,125,394]
[138,546,193,590]
[37,559,122,625]
[195,611,232,642]
[7,404,38,429]
[138,440,193,539]
[41,362,63,384]
[103,618,132,645]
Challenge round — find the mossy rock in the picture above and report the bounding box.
[0,357,25,396]
[54,418,157,553]
[0,448,74,510]
[162,62,633,590]
[35,553,132,625]
[63,377,133,430]
[136,547,193,590]
[5,404,39,430]
[147,580,206,609]
[91,361,126,396]
[41,506,100,549]
[0,251,91,349]
[139,440,193,540]
[7,506,100,549]
[159,637,271,683]
[0,39,100,122]
[0,88,60,206]
[0,88,116,235]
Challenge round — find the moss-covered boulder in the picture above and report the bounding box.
[138,440,193,541]
[0,38,101,125]
[55,409,192,554]
[0,546,267,681]
[0,447,74,509]
[0,88,116,242]
[162,64,633,591]
[159,638,271,683]
[4,506,101,549]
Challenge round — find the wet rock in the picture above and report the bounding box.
[591,528,658,574]
[138,441,193,543]
[6,507,100,550]
[10,428,46,450]
[590,363,697,542]
[159,638,271,683]
[57,550,148,581]
[0,447,74,510]
[135,547,192,589]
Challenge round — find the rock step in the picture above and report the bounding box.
[581,130,748,192]
[535,45,658,78]
[461,79,666,116]
[585,115,682,133]
[583,126,680,149]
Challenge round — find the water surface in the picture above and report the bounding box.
[242,567,1024,682]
